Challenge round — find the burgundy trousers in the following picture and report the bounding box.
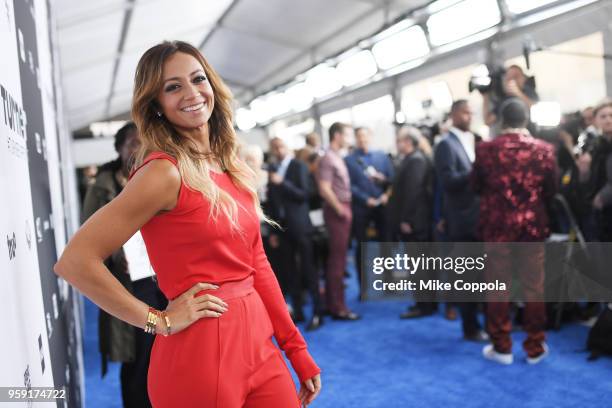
[323,203,352,315]
[485,243,547,357]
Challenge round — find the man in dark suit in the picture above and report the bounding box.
[434,100,488,342]
[389,126,433,242]
[268,137,323,331]
[388,127,436,318]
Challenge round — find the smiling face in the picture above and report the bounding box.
[156,52,215,130]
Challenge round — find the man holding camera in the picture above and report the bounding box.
[483,65,539,135]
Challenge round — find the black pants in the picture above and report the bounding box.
[353,205,387,294]
[282,230,322,316]
[265,234,289,295]
[448,237,484,336]
[398,236,437,312]
[121,278,167,408]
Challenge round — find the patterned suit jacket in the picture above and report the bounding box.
[471,132,558,242]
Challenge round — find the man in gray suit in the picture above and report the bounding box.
[434,100,488,342]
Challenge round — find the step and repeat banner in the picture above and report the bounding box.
[1,0,83,407]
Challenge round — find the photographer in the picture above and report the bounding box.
[482,65,539,133]
[574,106,601,157]
[579,99,612,241]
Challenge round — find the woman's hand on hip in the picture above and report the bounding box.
[163,282,228,334]
[298,373,321,406]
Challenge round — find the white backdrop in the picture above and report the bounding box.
[0,0,83,406]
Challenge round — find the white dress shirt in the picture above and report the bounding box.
[450,126,475,163]
[276,155,293,179]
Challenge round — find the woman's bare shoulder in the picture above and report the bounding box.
[126,158,181,211]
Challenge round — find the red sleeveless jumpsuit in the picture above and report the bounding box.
[130,152,320,407]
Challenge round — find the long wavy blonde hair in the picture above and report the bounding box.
[131,41,266,231]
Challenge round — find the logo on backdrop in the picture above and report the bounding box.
[23,364,32,408]
[52,293,59,319]
[35,216,42,243]
[17,28,25,62]
[7,232,16,260]
[0,84,28,158]
[35,131,48,160]
[25,219,32,250]
[45,312,53,340]
[38,334,45,374]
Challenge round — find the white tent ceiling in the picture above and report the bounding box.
[54,0,431,130]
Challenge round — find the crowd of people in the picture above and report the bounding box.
[77,60,612,406]
[238,71,612,365]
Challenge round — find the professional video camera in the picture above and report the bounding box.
[468,64,536,101]
[468,64,506,99]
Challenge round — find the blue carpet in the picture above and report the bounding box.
[83,297,121,408]
[84,256,612,407]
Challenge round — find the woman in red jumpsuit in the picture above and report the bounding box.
[54,40,321,407]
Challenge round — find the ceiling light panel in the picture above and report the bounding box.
[235,108,256,131]
[336,50,378,87]
[284,82,314,112]
[427,0,501,46]
[305,63,343,99]
[249,97,274,124]
[372,25,429,70]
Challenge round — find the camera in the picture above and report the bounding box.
[560,111,599,157]
[468,64,537,101]
[469,64,507,100]
[573,128,600,157]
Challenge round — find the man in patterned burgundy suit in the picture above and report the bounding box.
[471,98,557,365]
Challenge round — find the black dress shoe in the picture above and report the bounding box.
[400,306,435,319]
[306,315,324,331]
[463,330,490,343]
[331,311,361,321]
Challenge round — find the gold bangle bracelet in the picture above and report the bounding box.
[161,311,171,336]
[145,307,159,335]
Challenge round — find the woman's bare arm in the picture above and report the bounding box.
[54,159,180,330]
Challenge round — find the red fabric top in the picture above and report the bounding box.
[130,151,320,382]
[471,133,558,242]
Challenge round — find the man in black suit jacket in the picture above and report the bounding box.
[433,100,488,342]
[388,127,436,318]
[268,137,323,330]
[388,127,433,242]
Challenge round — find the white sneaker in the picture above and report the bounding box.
[482,344,513,365]
[526,343,549,365]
